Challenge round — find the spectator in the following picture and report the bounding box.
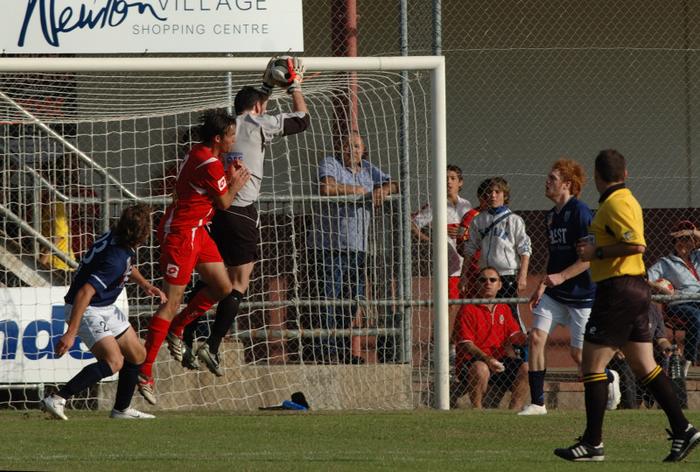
[39,197,74,271]
[457,179,491,297]
[308,131,399,364]
[647,219,700,374]
[461,176,531,334]
[38,161,75,272]
[452,266,528,409]
[411,164,472,326]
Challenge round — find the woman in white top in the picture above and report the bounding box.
[648,220,700,369]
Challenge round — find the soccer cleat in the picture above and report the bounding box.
[606,369,621,410]
[554,438,604,462]
[137,374,157,405]
[517,403,547,416]
[166,332,184,362]
[181,345,200,370]
[41,394,68,420]
[110,407,156,419]
[663,424,700,462]
[197,343,223,377]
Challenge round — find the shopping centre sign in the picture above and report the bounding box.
[2,0,303,53]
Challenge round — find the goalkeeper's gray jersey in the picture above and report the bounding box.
[231,111,306,207]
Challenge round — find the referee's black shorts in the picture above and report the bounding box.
[210,204,260,267]
[584,275,652,348]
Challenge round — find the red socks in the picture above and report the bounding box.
[141,316,171,378]
[169,290,216,338]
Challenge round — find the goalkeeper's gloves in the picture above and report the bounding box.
[286,56,305,94]
[260,57,277,96]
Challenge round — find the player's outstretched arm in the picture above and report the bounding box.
[56,283,96,357]
[130,267,167,303]
[290,87,308,114]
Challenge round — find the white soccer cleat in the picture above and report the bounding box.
[110,407,156,419]
[41,394,68,420]
[606,369,621,411]
[166,332,184,362]
[518,403,548,416]
[137,374,157,405]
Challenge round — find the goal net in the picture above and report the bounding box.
[0,57,450,411]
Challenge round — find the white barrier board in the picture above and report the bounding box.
[0,286,127,384]
[2,0,303,54]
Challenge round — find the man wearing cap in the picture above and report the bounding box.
[648,219,700,375]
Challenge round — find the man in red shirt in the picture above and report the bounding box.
[137,109,250,404]
[452,266,528,409]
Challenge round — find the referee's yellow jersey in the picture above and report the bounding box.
[589,186,646,282]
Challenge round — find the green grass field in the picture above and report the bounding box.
[2,409,699,471]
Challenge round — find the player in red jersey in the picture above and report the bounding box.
[137,109,250,404]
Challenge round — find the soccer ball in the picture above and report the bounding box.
[655,278,675,294]
[266,57,294,87]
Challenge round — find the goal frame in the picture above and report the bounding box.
[0,55,450,410]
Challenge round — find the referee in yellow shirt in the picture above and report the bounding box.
[554,149,699,463]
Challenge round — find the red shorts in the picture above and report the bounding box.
[449,276,461,300]
[159,226,222,285]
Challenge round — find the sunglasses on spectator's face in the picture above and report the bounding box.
[478,276,499,283]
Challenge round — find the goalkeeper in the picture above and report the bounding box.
[166,57,310,375]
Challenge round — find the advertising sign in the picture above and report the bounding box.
[0,287,127,384]
[2,0,303,54]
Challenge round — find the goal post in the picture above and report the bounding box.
[0,56,449,410]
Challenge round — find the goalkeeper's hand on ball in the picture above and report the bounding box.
[285,56,305,94]
[260,57,277,96]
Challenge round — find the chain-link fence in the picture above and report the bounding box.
[301,0,700,408]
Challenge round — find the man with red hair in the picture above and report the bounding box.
[520,158,615,416]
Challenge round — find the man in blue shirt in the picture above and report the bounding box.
[41,204,166,420]
[306,132,399,364]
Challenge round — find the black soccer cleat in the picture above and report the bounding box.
[663,425,700,462]
[554,438,604,462]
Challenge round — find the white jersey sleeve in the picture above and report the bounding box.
[412,203,432,228]
[512,214,532,256]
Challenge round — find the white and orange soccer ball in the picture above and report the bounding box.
[655,278,675,294]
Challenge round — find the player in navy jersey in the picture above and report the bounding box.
[40,204,166,420]
[519,159,619,415]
